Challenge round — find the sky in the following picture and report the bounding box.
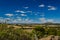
[0,0,60,23]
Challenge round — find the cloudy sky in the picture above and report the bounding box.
[0,0,60,23]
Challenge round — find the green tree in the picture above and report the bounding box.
[34,26,46,39]
[47,28,57,36]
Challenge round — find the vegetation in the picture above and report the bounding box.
[33,26,60,39]
[0,24,33,40]
[33,26,45,39]
[0,23,60,40]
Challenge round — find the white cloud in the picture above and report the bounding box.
[0,18,4,23]
[23,18,33,23]
[39,4,45,7]
[0,18,10,23]
[15,10,26,13]
[10,18,33,23]
[35,14,37,15]
[48,6,57,10]
[5,13,13,17]
[19,11,26,13]
[5,18,10,20]
[15,10,32,13]
[48,6,52,7]
[39,18,54,23]
[20,14,27,16]
[39,18,46,23]
[47,19,54,22]
[27,11,32,13]
[24,7,29,9]
[12,20,17,23]
[17,19,22,21]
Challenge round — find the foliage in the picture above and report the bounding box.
[0,24,60,40]
[33,26,60,39]
[34,26,46,39]
[57,30,60,36]
[0,24,33,40]
[47,28,57,35]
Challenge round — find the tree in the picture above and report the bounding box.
[34,26,46,39]
[47,28,57,36]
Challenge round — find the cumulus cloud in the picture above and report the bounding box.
[10,18,33,23]
[24,7,29,9]
[5,18,22,23]
[5,18,11,20]
[16,16,21,18]
[48,6,57,10]
[47,19,54,22]
[20,14,27,16]
[23,18,33,23]
[35,14,38,15]
[15,10,32,13]
[27,11,32,13]
[39,18,46,23]
[0,17,10,23]
[5,13,13,17]
[0,19,4,23]
[0,17,34,23]
[39,18,54,23]
[15,10,26,13]
[39,4,45,7]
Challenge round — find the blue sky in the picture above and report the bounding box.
[0,0,60,23]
